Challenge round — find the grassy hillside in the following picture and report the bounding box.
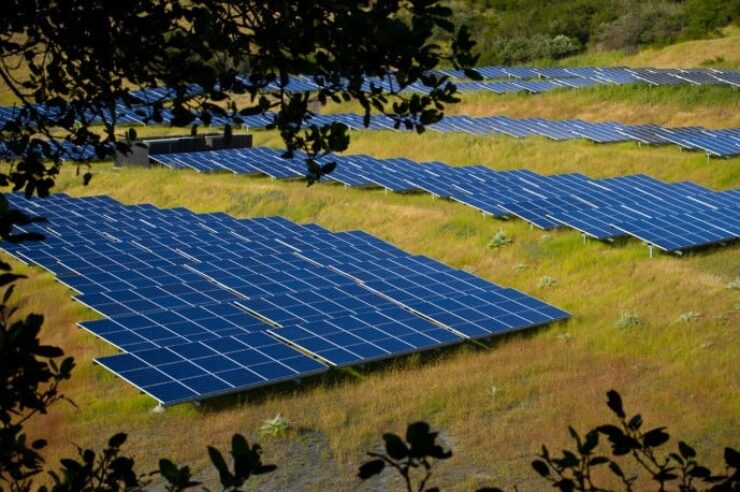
[253,130,740,188]
[9,127,739,490]
[612,26,740,68]
[559,26,740,69]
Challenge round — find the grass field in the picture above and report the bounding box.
[6,124,738,490]
[3,29,740,490]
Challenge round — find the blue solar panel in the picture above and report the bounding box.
[147,146,738,252]
[1,192,570,405]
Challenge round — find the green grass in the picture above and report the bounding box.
[8,127,739,490]
[321,83,739,129]
[251,130,740,189]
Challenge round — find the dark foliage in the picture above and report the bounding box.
[449,0,739,64]
[0,255,74,490]
[0,3,475,490]
[358,421,455,492]
[0,0,478,189]
[533,390,739,491]
[360,391,739,491]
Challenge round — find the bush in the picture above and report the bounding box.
[486,34,582,65]
[488,229,513,248]
[538,276,557,288]
[595,3,684,52]
[260,414,292,438]
[678,311,701,323]
[616,310,642,329]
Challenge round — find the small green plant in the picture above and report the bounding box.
[616,310,642,329]
[700,55,726,66]
[513,263,528,272]
[488,229,512,248]
[678,311,701,323]
[727,278,740,290]
[538,276,556,288]
[260,413,292,438]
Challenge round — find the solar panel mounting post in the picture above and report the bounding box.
[648,244,654,258]
[153,403,165,413]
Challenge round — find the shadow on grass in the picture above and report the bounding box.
[194,319,568,413]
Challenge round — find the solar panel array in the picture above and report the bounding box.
[236,113,740,158]
[3,110,738,161]
[229,67,740,95]
[0,193,570,405]
[433,66,740,93]
[151,147,740,253]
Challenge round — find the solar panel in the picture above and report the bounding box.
[147,146,738,253]
[1,192,570,405]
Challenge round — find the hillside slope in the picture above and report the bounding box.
[12,130,739,490]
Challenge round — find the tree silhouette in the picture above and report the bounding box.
[1,0,479,192]
[360,390,739,491]
[0,2,476,490]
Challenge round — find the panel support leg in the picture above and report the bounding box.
[152,404,165,413]
[581,232,586,244]
[648,244,653,258]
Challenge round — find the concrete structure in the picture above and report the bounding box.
[114,133,252,167]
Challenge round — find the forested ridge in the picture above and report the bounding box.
[446,0,740,64]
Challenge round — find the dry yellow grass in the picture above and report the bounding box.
[443,87,740,128]
[621,26,740,68]
[8,128,739,489]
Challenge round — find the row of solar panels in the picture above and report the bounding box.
[177,67,740,94]
[435,66,740,85]
[2,64,737,131]
[236,113,740,158]
[0,193,570,405]
[2,110,738,163]
[150,147,740,253]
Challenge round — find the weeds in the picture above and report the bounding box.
[260,414,292,438]
[538,276,557,288]
[678,311,701,323]
[488,229,512,248]
[616,310,643,329]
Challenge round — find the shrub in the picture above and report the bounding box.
[260,413,292,438]
[595,2,684,52]
[678,311,701,323]
[487,34,582,65]
[616,310,642,329]
[538,276,557,288]
[488,229,512,248]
